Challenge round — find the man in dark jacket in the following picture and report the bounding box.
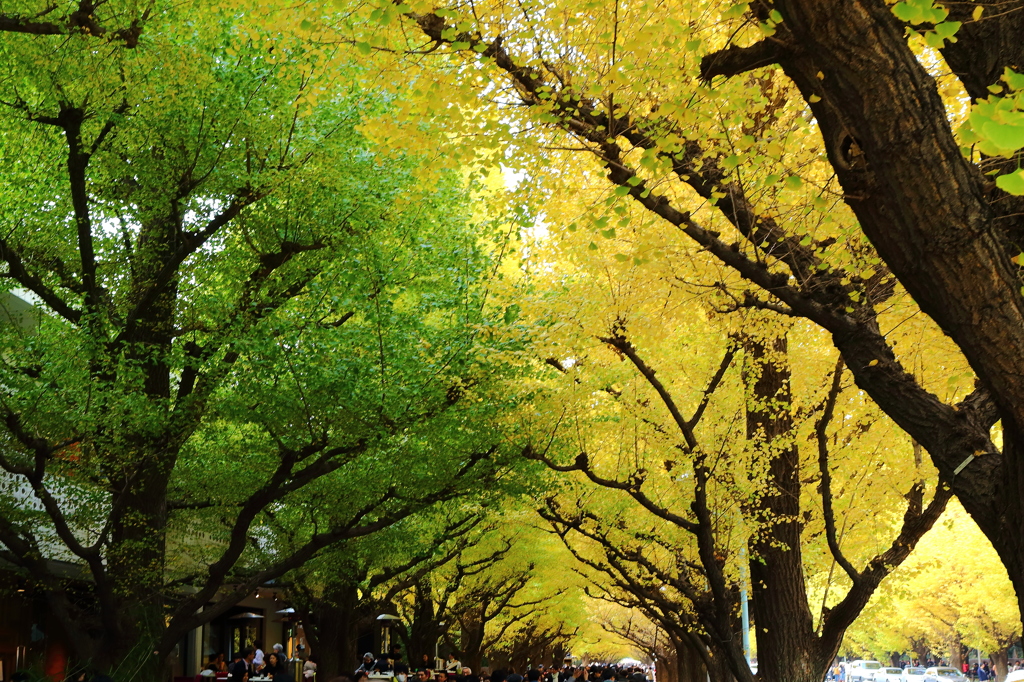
[231,649,255,682]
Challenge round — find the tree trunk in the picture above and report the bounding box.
[743,334,823,682]
[992,648,1009,682]
[299,584,369,678]
[671,633,711,682]
[768,0,1024,633]
[458,611,486,671]
[406,579,444,666]
[910,639,929,667]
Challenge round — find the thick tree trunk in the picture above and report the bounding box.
[301,584,368,678]
[406,579,445,666]
[769,0,1024,631]
[458,612,485,671]
[992,649,1009,682]
[742,334,823,682]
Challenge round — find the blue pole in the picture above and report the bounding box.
[740,548,751,667]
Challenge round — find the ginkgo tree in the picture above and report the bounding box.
[845,501,1021,679]
[305,0,1024,653]
[499,214,950,682]
[0,1,529,677]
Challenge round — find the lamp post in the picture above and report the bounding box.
[435,622,447,670]
[377,614,402,658]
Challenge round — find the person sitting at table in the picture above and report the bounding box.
[417,655,433,672]
[446,656,461,674]
[356,654,375,675]
[353,672,369,682]
[230,649,254,682]
[267,653,295,682]
[211,654,229,672]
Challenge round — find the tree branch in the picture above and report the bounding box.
[816,356,860,584]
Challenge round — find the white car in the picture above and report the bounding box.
[1004,671,1024,682]
[903,668,927,680]
[875,668,906,682]
[849,661,884,682]
[923,668,965,682]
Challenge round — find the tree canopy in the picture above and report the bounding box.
[4,1,1024,681]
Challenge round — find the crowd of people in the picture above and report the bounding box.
[203,642,318,682]
[324,653,653,682]
[200,641,654,682]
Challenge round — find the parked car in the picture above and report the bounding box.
[875,668,906,682]
[903,668,927,680]
[849,661,884,682]
[923,668,965,682]
[1005,671,1024,682]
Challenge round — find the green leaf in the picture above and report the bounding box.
[924,30,946,49]
[1004,68,1024,91]
[785,175,803,190]
[981,121,1024,152]
[613,253,630,262]
[892,2,917,22]
[934,20,961,40]
[722,2,748,20]
[614,185,631,197]
[996,170,1024,195]
[600,228,617,239]
[356,41,372,55]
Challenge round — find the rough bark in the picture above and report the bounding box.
[763,0,1024,630]
[299,584,367,679]
[742,334,819,682]
[992,649,1009,682]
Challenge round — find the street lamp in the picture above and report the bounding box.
[435,622,447,670]
[377,614,402,656]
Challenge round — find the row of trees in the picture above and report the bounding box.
[287,514,576,678]
[1,0,1024,681]
[0,0,537,676]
